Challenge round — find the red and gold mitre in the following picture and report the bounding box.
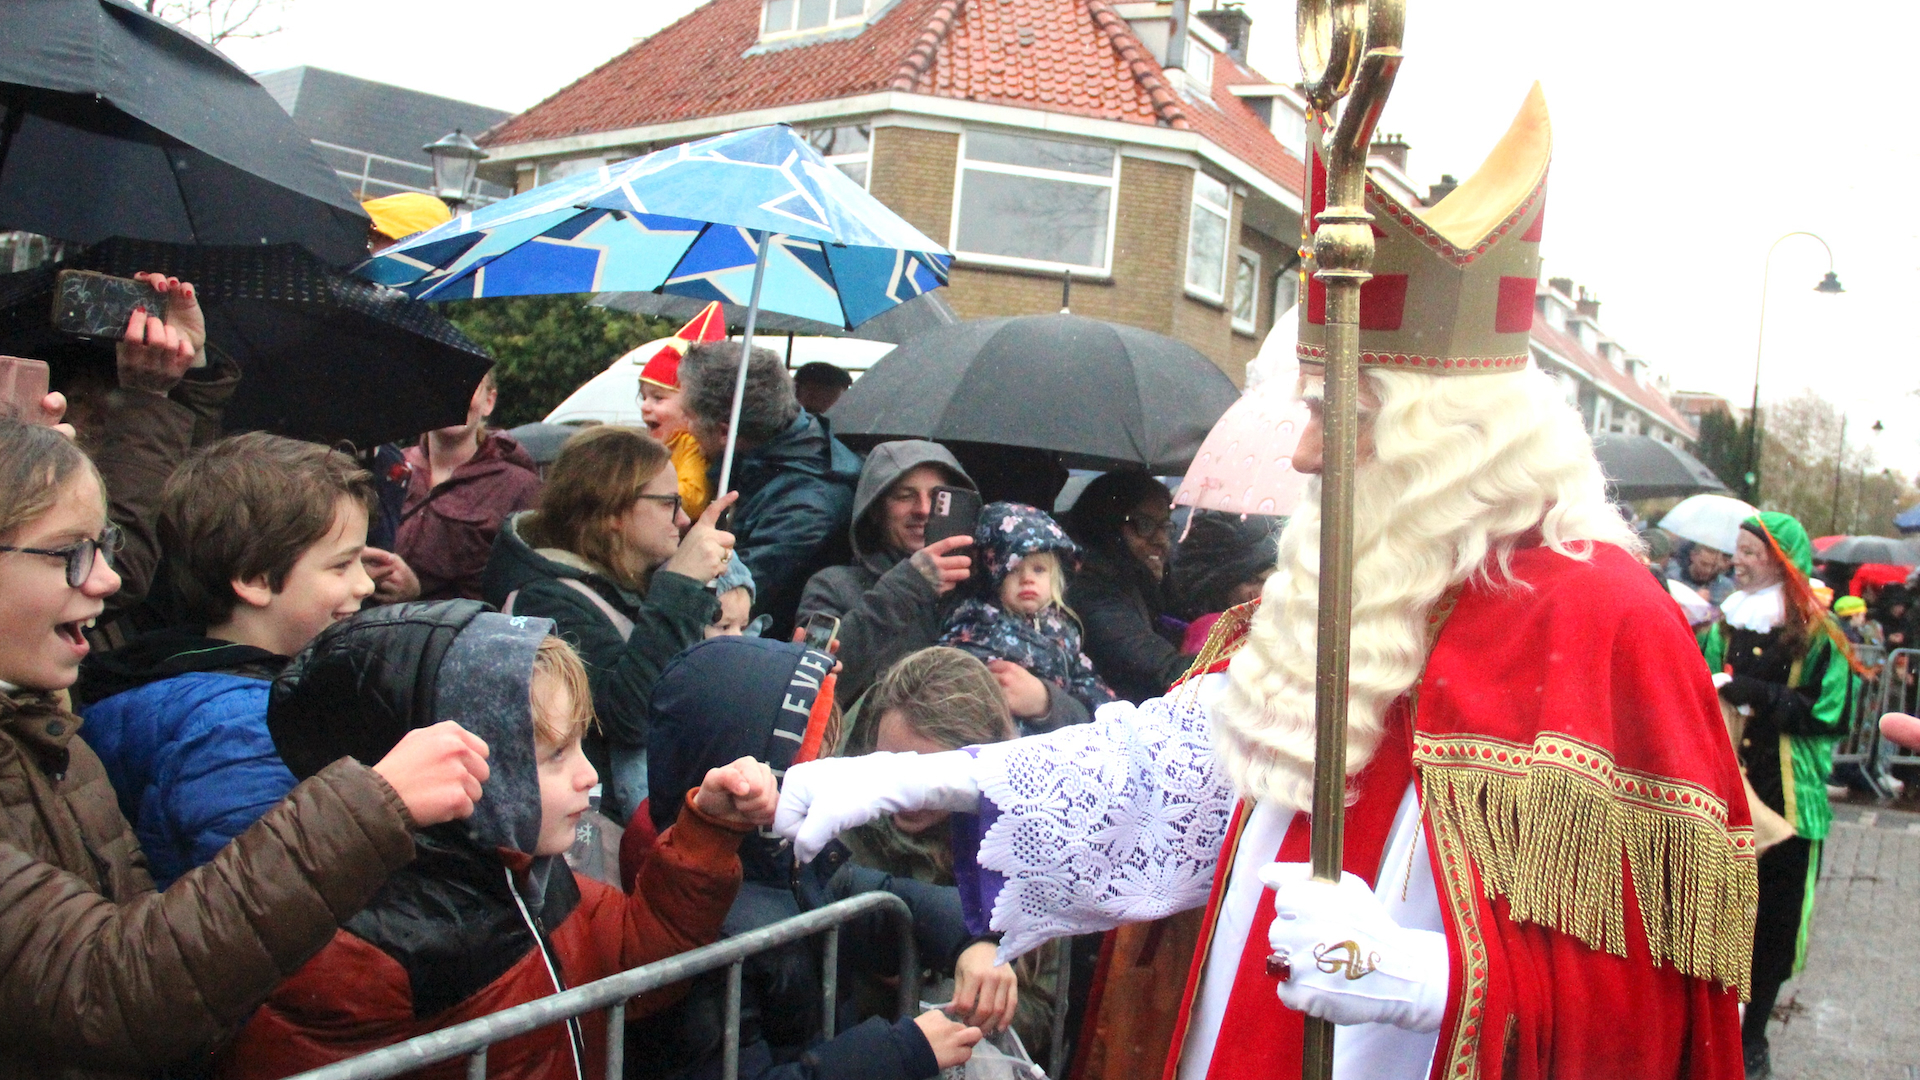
[638,301,729,390]
[1298,84,1550,375]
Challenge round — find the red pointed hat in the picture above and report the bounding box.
[638,301,729,391]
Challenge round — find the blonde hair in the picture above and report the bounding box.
[527,426,672,590]
[530,635,596,745]
[1214,366,1636,810]
[1003,549,1075,621]
[866,647,1016,751]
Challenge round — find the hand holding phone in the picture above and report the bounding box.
[801,612,841,653]
[52,270,166,340]
[922,485,983,547]
[0,357,51,425]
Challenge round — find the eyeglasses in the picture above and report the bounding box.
[635,492,684,517]
[0,524,124,587]
[1124,514,1175,540]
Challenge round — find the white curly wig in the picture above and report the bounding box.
[1211,364,1639,810]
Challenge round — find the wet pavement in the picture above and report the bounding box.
[1768,801,1920,1080]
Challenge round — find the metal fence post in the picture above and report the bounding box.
[604,1003,624,1080]
[723,962,743,1080]
[820,925,839,1041]
[463,1049,485,1080]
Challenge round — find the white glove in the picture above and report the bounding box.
[1258,863,1450,1033]
[774,750,981,863]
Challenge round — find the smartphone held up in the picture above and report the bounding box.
[0,357,51,425]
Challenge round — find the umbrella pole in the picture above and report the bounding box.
[715,230,773,501]
[1295,3,1403,1077]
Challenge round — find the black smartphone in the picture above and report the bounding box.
[0,357,50,424]
[801,612,841,652]
[922,485,982,547]
[51,270,166,341]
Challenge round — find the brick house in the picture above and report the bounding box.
[474,0,1311,383]
[1531,278,1697,447]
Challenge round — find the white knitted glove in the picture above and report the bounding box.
[774,751,981,863]
[1258,863,1450,1033]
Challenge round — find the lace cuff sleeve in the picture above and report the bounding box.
[960,681,1238,961]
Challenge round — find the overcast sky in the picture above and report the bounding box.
[222,0,1920,476]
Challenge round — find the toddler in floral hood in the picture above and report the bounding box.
[939,502,1115,718]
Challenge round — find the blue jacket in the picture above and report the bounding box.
[80,638,293,889]
[722,411,861,639]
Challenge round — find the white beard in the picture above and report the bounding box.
[1208,367,1637,810]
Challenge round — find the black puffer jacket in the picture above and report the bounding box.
[1069,549,1194,704]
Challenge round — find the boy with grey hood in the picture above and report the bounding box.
[796,442,1092,732]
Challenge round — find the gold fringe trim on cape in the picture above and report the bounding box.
[1416,731,1758,997]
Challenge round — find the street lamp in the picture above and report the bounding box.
[423,129,486,209]
[1747,231,1843,504]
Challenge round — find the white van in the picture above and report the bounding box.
[543,335,896,427]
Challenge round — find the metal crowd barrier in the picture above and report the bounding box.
[286,891,918,1080]
[1830,643,1888,784]
[1868,647,1920,785]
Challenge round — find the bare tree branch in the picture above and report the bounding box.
[146,0,290,46]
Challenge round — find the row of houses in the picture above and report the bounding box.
[251,0,1709,448]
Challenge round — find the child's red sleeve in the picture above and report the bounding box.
[617,791,749,1014]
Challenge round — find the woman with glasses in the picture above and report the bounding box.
[483,425,736,825]
[1064,470,1197,704]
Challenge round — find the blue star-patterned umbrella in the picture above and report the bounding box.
[356,124,951,490]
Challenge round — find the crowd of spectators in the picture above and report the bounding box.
[0,275,1282,1080]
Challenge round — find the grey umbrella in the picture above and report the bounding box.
[1819,535,1920,566]
[1592,434,1729,501]
[828,313,1239,474]
[0,0,368,264]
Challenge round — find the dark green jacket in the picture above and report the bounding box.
[481,512,715,814]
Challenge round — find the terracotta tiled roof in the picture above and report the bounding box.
[1530,314,1696,437]
[484,0,1305,196]
[1188,50,1307,196]
[484,0,945,146]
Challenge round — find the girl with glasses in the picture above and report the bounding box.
[1063,470,1197,705]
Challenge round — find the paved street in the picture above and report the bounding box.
[1769,802,1920,1080]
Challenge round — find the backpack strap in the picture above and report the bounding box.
[557,577,636,643]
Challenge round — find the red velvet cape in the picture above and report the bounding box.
[1162,542,1754,1080]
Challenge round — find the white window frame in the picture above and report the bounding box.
[1184,39,1215,96]
[1185,172,1233,303]
[949,129,1120,276]
[1231,247,1260,334]
[760,0,868,41]
[804,123,872,190]
[1273,260,1300,319]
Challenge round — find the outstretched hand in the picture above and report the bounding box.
[913,1009,983,1069]
[371,721,491,827]
[951,940,1018,1034]
[692,755,779,827]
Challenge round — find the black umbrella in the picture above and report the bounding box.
[828,313,1239,474]
[1592,433,1729,501]
[0,0,368,265]
[1818,535,1920,567]
[0,239,492,446]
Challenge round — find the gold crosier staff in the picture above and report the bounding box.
[1294,1,1404,1077]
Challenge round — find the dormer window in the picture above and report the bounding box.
[762,0,868,38]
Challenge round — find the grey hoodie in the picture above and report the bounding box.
[798,441,971,706]
[796,443,1092,731]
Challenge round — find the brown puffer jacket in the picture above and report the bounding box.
[0,690,417,1080]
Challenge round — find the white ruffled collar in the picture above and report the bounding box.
[1721,584,1785,634]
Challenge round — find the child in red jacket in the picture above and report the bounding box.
[218,600,775,1080]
